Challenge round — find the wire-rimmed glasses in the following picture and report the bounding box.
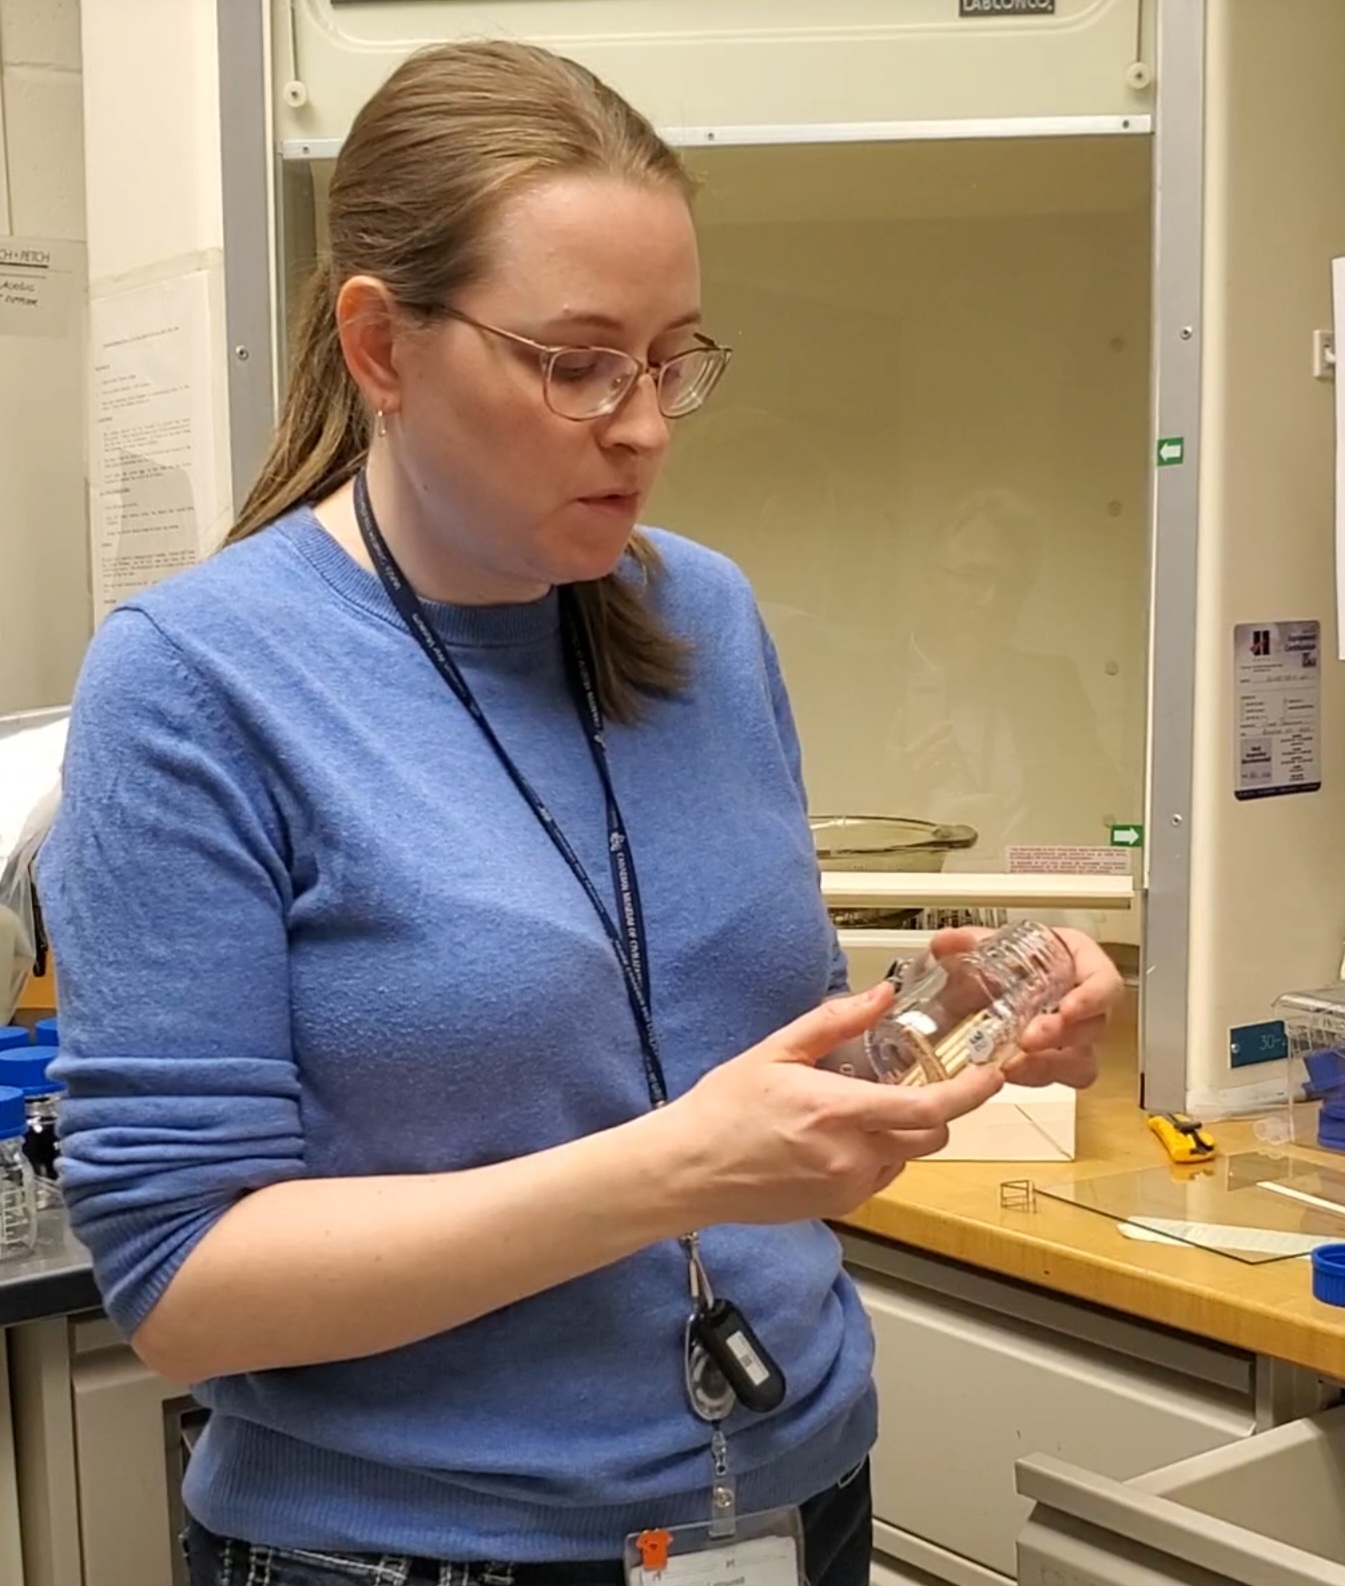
[443,308,732,421]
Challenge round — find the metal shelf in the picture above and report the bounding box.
[820,872,1135,913]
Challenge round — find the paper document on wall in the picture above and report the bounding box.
[0,238,80,338]
[1335,257,1345,657]
[89,271,226,619]
[1232,620,1321,800]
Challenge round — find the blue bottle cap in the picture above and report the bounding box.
[33,1018,59,1048]
[0,1050,63,1098]
[0,1027,31,1053]
[0,1087,26,1141]
[1305,1049,1345,1100]
[1311,1244,1345,1307]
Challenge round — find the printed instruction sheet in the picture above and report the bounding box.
[1233,620,1321,800]
[90,270,224,618]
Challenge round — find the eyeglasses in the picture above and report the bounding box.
[442,307,732,422]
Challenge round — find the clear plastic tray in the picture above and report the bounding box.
[1033,1150,1345,1264]
[1261,984,1345,1155]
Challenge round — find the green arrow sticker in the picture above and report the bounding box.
[1157,437,1185,467]
[1110,823,1144,849]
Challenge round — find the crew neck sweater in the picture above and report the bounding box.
[39,510,876,1559]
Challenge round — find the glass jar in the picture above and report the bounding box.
[823,920,1075,1086]
[0,1049,64,1209]
[0,1086,37,1259]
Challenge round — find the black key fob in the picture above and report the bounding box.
[691,1299,786,1414]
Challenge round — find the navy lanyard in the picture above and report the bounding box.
[353,471,792,1429]
[351,470,669,1109]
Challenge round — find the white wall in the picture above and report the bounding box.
[79,0,235,612]
[0,0,91,713]
[81,0,224,282]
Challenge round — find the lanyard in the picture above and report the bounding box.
[351,470,788,1462]
[351,470,670,1108]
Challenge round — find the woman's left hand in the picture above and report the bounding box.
[926,926,1124,1090]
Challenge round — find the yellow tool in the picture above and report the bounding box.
[1148,1110,1218,1163]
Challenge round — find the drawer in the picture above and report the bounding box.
[1018,1401,1345,1586]
[872,1559,945,1586]
[1,1332,26,1586]
[69,1337,192,1586]
[873,1518,1010,1586]
[10,1316,196,1586]
[851,1271,1253,1578]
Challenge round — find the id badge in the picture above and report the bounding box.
[624,1506,804,1586]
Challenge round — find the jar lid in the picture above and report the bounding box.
[0,1050,63,1098]
[0,1087,26,1140]
[33,1018,59,1048]
[1311,1244,1345,1307]
[0,1027,31,1053]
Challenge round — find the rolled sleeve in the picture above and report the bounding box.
[38,609,304,1336]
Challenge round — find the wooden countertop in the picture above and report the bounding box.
[13,975,1344,1373]
[839,998,1345,1380]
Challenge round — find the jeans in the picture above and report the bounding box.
[184,1462,872,1586]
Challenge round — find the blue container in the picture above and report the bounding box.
[33,1018,58,1048]
[0,1027,31,1053]
[1311,1244,1345,1307]
[0,1087,26,1141]
[1319,1107,1345,1153]
[0,1051,62,1098]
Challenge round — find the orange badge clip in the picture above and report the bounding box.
[636,1529,673,1574]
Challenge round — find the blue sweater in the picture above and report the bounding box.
[39,511,876,1559]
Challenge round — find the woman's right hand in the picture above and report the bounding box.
[659,982,1004,1227]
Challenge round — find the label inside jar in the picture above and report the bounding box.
[966,1016,1004,1063]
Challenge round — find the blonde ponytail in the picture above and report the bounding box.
[227,263,369,543]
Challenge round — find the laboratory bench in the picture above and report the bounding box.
[2,999,1344,1586]
[837,995,1345,1586]
[0,1225,96,1331]
[838,997,1345,1383]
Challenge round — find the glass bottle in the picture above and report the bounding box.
[822,920,1075,1086]
[0,1049,64,1209]
[0,1086,37,1259]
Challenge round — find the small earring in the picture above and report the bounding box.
[375,409,388,439]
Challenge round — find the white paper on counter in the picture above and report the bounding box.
[1120,1217,1333,1258]
[89,270,226,619]
[928,1081,1075,1161]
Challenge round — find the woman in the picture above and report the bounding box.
[40,40,1120,1586]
